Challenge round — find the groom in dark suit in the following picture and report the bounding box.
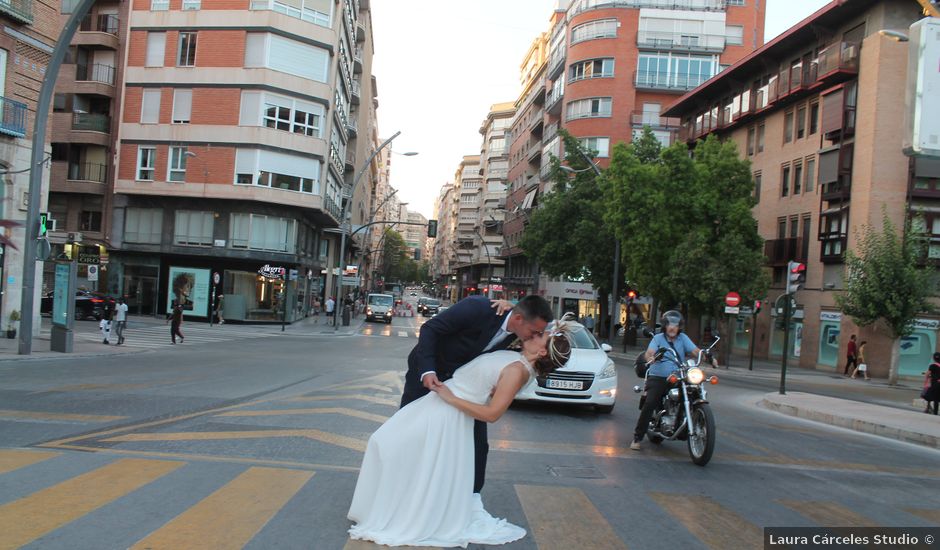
[401,294,553,495]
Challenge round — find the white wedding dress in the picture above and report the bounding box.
[348,350,530,548]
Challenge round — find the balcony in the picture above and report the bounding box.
[817,42,859,79]
[0,0,32,24]
[574,0,725,13]
[345,148,356,171]
[353,46,363,74]
[329,144,344,175]
[547,48,566,79]
[630,111,680,131]
[821,181,851,202]
[544,122,559,143]
[76,63,115,85]
[545,88,563,115]
[324,196,342,223]
[635,70,709,93]
[0,96,28,138]
[636,31,725,53]
[81,13,119,34]
[763,237,805,266]
[68,162,108,184]
[72,112,111,133]
[346,117,358,138]
[350,79,361,104]
[356,21,365,42]
[527,142,541,164]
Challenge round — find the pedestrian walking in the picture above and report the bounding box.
[583,314,595,334]
[312,297,321,323]
[849,340,869,380]
[843,334,858,376]
[325,296,336,321]
[99,312,112,345]
[215,294,225,325]
[113,297,128,345]
[922,352,940,415]
[167,302,184,344]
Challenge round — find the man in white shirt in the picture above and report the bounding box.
[113,297,129,345]
[325,296,336,323]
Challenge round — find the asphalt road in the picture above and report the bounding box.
[0,294,938,549]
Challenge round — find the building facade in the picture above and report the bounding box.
[665,0,938,378]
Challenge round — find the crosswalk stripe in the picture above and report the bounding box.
[516,485,628,550]
[650,493,763,550]
[397,331,407,337]
[778,499,876,527]
[0,409,127,423]
[903,508,940,524]
[285,394,400,407]
[0,458,183,550]
[0,449,59,475]
[129,467,313,550]
[216,407,389,423]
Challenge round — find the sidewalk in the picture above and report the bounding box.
[608,343,940,450]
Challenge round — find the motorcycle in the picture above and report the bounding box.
[633,335,720,466]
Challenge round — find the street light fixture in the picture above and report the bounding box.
[878,29,910,42]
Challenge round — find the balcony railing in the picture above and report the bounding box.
[635,70,710,92]
[575,0,725,13]
[76,64,115,85]
[0,0,33,23]
[0,96,28,138]
[630,111,681,129]
[80,13,119,34]
[346,118,358,137]
[547,47,566,79]
[72,112,111,133]
[67,162,108,183]
[329,144,344,175]
[353,46,363,72]
[636,31,725,53]
[324,196,342,222]
[345,148,356,170]
[818,42,859,77]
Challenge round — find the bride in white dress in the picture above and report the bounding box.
[347,325,573,548]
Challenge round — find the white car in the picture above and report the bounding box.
[515,322,617,413]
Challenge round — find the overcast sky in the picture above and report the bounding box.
[370,0,831,219]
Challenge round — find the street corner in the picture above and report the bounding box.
[759,392,940,450]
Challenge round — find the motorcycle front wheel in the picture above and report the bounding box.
[687,404,715,466]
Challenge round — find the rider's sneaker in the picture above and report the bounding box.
[630,439,642,451]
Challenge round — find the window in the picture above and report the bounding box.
[569,58,614,82]
[244,33,329,83]
[319,238,328,259]
[580,137,610,158]
[80,197,103,232]
[61,0,80,13]
[150,0,169,10]
[172,89,192,124]
[793,162,803,194]
[784,110,794,143]
[182,0,200,9]
[746,126,755,156]
[177,32,197,67]
[141,89,160,123]
[565,97,612,120]
[174,210,214,246]
[258,172,318,193]
[571,19,617,44]
[726,0,744,4]
[637,53,716,90]
[753,171,761,203]
[230,213,296,253]
[777,217,787,238]
[789,216,799,238]
[809,102,819,135]
[805,157,815,192]
[137,146,155,180]
[125,208,163,244]
[757,123,765,153]
[259,95,322,137]
[726,25,744,46]
[234,148,321,194]
[796,104,807,139]
[145,32,166,67]
[168,146,188,182]
[781,164,791,197]
[250,0,331,28]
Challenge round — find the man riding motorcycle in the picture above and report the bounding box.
[631,310,714,450]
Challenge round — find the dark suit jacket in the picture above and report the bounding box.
[407,296,516,382]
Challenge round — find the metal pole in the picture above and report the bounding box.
[609,238,620,344]
[281,278,287,332]
[334,131,401,331]
[18,0,99,354]
[779,296,790,395]
[748,309,757,371]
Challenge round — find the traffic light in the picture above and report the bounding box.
[39,212,49,237]
[427,220,438,238]
[626,289,637,300]
[786,261,806,295]
[753,299,762,314]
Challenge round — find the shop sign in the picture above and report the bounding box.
[820,311,843,322]
[724,306,740,314]
[77,249,99,265]
[258,265,286,279]
[912,318,940,331]
[289,269,298,281]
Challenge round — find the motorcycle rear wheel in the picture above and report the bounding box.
[687,404,715,466]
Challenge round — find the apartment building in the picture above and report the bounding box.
[0,0,60,327]
[451,155,482,296]
[431,182,458,300]
[110,0,378,322]
[46,0,131,301]
[404,210,426,260]
[665,0,938,378]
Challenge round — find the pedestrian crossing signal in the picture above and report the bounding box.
[39,212,49,237]
[427,220,438,238]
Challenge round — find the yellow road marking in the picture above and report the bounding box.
[0,409,127,423]
[650,493,762,549]
[130,467,313,549]
[904,508,940,524]
[104,429,367,452]
[285,394,399,407]
[516,485,627,550]
[337,384,397,393]
[217,407,388,423]
[343,541,441,550]
[779,500,877,527]
[0,458,182,550]
[41,383,151,392]
[0,449,59,475]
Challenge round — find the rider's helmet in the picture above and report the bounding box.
[660,310,684,332]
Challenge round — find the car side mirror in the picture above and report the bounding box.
[601,343,612,353]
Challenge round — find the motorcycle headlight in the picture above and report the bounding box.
[599,361,616,379]
[686,367,705,385]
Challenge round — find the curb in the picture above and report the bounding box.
[759,396,940,449]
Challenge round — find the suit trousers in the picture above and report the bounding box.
[401,371,488,494]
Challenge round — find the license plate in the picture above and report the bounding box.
[546,379,583,390]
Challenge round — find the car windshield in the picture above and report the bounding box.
[569,326,599,349]
[369,296,393,306]
[426,300,440,306]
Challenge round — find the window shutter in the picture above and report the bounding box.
[172,89,192,123]
[146,32,166,67]
[141,89,161,123]
[820,88,844,136]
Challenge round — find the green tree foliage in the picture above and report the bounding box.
[381,228,417,283]
[521,130,621,306]
[836,212,937,384]
[605,131,768,315]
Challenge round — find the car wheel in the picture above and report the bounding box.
[74,310,84,321]
[595,404,615,414]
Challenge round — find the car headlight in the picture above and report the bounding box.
[385,310,392,316]
[366,308,372,315]
[686,367,705,385]
[599,361,616,379]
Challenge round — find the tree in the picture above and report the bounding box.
[835,211,937,384]
[381,228,415,282]
[522,130,623,327]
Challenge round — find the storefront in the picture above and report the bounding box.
[541,281,599,321]
[817,311,842,368]
[220,264,301,323]
[899,318,939,378]
[770,304,803,360]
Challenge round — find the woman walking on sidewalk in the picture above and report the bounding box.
[167,302,184,344]
[922,352,940,415]
[849,341,869,380]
